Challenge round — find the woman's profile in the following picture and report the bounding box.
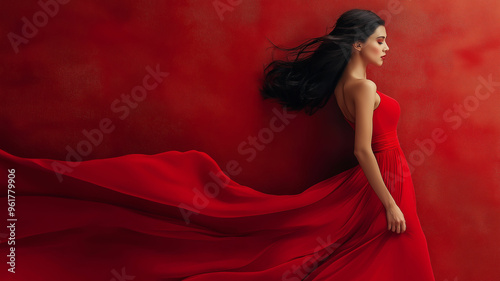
[0,8,436,281]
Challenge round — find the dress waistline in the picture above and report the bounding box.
[372,130,400,153]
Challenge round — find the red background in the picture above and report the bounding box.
[1,0,499,280]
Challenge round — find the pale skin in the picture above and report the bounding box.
[334,25,407,234]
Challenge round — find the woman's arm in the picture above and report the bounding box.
[349,80,395,208]
[347,79,406,234]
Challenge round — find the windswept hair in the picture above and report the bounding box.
[259,9,385,116]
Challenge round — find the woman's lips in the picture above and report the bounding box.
[381,55,386,60]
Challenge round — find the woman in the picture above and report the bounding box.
[260,8,436,280]
[261,9,404,236]
[0,9,435,281]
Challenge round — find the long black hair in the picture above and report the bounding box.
[259,9,385,116]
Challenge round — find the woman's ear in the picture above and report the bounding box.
[352,41,363,52]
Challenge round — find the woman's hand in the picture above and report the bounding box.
[385,203,406,234]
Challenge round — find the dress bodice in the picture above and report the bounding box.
[343,90,401,153]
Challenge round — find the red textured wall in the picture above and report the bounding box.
[0,0,499,280]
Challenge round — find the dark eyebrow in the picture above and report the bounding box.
[377,36,387,39]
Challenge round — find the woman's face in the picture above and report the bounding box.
[358,25,389,66]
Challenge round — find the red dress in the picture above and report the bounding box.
[0,90,435,280]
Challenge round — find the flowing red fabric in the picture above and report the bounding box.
[0,90,436,280]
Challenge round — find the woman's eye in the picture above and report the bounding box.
[378,42,383,45]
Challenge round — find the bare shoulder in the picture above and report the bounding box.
[345,79,377,99]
